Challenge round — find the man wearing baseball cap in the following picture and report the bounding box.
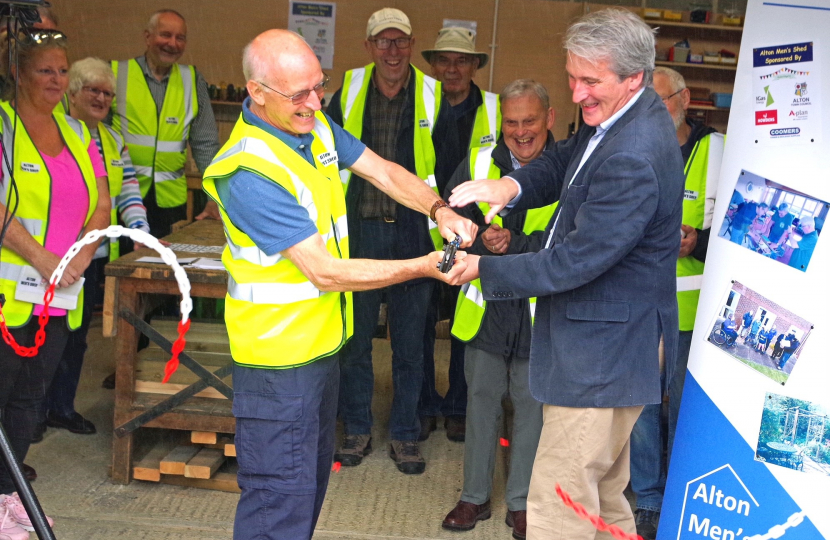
[327,8,461,475]
[418,28,502,445]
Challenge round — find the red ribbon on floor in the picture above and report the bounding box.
[555,483,645,540]
[161,319,191,383]
[0,283,56,357]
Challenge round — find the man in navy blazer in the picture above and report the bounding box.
[448,9,684,539]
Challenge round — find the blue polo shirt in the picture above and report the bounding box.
[215,98,366,256]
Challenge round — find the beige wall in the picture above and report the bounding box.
[55,0,584,141]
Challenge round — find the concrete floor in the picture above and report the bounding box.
[24,317,518,540]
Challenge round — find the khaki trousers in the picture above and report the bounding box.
[526,404,644,540]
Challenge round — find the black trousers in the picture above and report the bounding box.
[0,317,70,494]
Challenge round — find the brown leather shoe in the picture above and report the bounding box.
[445,415,466,442]
[505,510,527,539]
[22,463,37,482]
[442,500,491,531]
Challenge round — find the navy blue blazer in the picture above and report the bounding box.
[478,88,685,408]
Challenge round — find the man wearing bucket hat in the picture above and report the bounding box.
[327,8,462,475]
[418,27,502,446]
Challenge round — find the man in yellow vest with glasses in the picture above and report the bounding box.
[111,9,220,239]
[326,8,463,474]
[441,80,554,540]
[629,66,723,540]
[202,30,475,540]
[418,26,502,444]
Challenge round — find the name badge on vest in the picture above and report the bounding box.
[318,151,338,167]
[166,117,179,125]
[419,119,430,128]
[479,134,495,145]
[684,189,699,201]
[21,162,40,173]
[111,159,125,168]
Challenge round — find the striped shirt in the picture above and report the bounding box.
[91,126,150,260]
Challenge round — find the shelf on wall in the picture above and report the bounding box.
[655,60,737,72]
[645,19,743,32]
[689,105,730,112]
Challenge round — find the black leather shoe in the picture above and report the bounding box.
[31,422,46,444]
[419,416,437,441]
[45,411,97,435]
[445,415,466,442]
[442,500,491,531]
[506,510,527,539]
[22,463,37,482]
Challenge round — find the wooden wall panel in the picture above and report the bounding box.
[53,0,589,140]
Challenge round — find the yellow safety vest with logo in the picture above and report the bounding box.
[451,145,557,341]
[111,59,197,208]
[469,89,501,149]
[202,111,352,369]
[0,102,98,329]
[338,64,444,249]
[99,124,126,261]
[677,133,723,331]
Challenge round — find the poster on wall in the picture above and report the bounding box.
[289,1,336,70]
[753,41,821,145]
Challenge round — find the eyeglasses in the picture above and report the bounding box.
[435,55,473,69]
[368,37,411,50]
[82,86,115,99]
[24,29,68,45]
[661,89,684,103]
[258,74,329,105]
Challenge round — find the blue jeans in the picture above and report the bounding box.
[630,330,693,512]
[419,285,467,418]
[778,352,793,369]
[339,220,433,441]
[232,355,339,540]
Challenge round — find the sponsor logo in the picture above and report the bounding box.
[789,109,809,121]
[770,127,800,138]
[318,151,338,166]
[755,110,777,125]
[684,190,699,201]
[21,162,40,173]
[794,82,807,97]
[479,134,495,145]
[165,117,179,125]
[763,85,775,107]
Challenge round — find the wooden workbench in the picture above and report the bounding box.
[103,219,234,484]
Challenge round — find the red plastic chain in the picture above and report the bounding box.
[555,483,645,540]
[161,318,191,383]
[0,283,56,357]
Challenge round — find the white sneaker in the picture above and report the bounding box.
[1,492,54,532]
[0,506,28,540]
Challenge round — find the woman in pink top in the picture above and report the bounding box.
[0,30,110,535]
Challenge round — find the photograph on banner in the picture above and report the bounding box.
[718,169,827,272]
[707,280,813,384]
[755,392,830,477]
[753,40,821,145]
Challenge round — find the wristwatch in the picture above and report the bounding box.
[429,199,449,223]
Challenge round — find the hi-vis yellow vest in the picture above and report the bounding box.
[111,59,197,208]
[338,64,444,249]
[469,89,501,149]
[677,133,723,331]
[98,124,126,261]
[203,112,352,369]
[451,145,557,341]
[0,102,98,329]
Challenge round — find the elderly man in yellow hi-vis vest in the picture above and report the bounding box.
[111,9,220,239]
[202,30,475,540]
[629,66,723,540]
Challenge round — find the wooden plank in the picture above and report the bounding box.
[184,448,225,479]
[132,438,180,482]
[224,443,236,457]
[159,445,200,476]
[191,431,218,445]
[148,320,231,354]
[135,380,228,400]
[102,276,118,337]
[156,471,240,493]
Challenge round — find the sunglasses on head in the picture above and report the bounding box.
[22,29,68,45]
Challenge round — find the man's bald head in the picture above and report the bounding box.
[243,29,317,84]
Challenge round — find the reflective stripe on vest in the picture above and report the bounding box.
[469,90,501,148]
[100,124,125,261]
[338,64,443,248]
[677,133,721,331]
[0,103,97,329]
[111,59,197,208]
[451,145,556,341]
[202,112,352,368]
